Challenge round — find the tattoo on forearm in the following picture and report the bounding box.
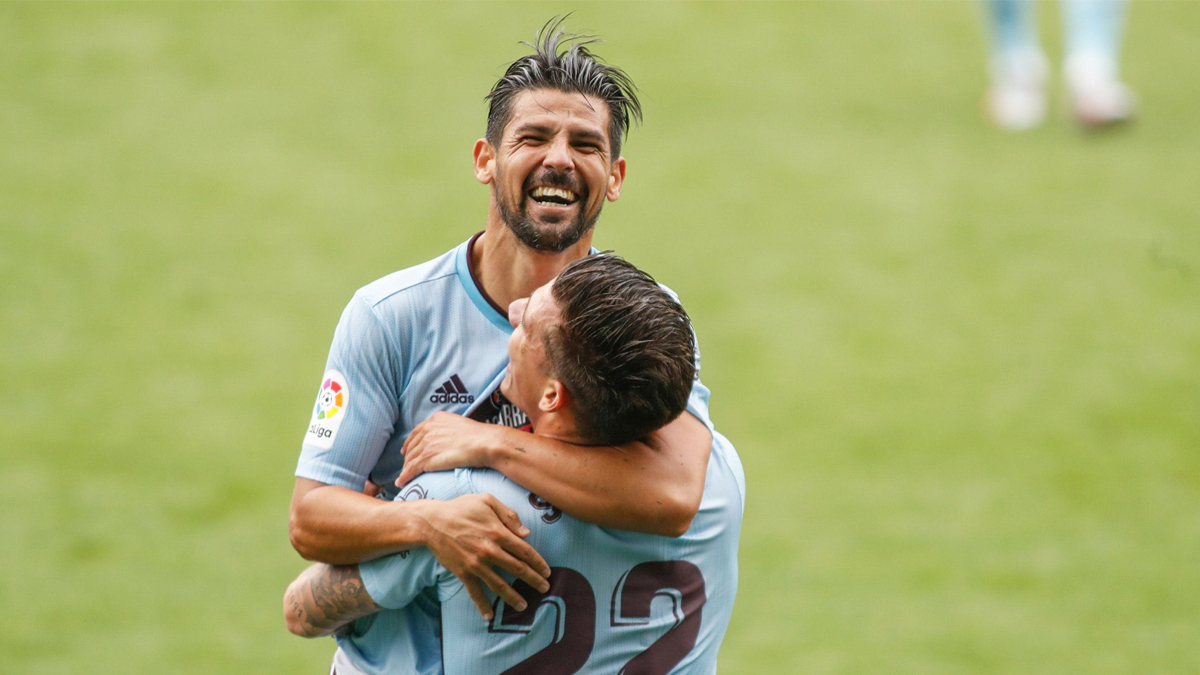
[289,564,381,637]
[287,587,306,625]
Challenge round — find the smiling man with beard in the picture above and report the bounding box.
[287,18,719,675]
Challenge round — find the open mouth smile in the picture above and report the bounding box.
[527,185,580,207]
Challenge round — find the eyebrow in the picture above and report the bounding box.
[509,123,607,147]
[510,123,555,137]
[570,129,607,146]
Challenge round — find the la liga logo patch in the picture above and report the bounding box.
[316,377,344,420]
[306,369,348,450]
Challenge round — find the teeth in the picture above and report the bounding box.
[530,186,577,202]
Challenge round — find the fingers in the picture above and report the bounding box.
[462,578,495,621]
[493,531,551,583]
[486,546,551,594]
[460,569,532,620]
[479,495,550,579]
[397,424,428,486]
[476,566,531,613]
[422,492,554,621]
[396,460,421,487]
[485,494,530,537]
[401,421,426,458]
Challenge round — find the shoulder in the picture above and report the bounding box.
[403,468,530,512]
[656,281,682,304]
[655,281,696,340]
[394,466,526,504]
[355,246,461,313]
[335,245,468,349]
[394,468,470,503]
[456,467,525,501]
[704,431,746,517]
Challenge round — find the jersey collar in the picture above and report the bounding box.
[457,232,513,334]
[455,231,601,335]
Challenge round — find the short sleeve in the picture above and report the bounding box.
[295,292,403,490]
[359,471,465,609]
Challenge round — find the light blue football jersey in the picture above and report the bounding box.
[297,234,516,498]
[357,420,745,675]
[295,234,719,675]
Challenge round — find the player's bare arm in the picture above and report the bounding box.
[285,498,547,628]
[397,410,711,537]
[289,479,426,563]
[289,479,551,606]
[284,562,381,638]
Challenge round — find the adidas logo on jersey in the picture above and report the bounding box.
[430,374,475,404]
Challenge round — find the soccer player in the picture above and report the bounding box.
[288,19,716,674]
[285,254,745,675]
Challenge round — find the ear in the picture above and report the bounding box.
[606,156,627,201]
[538,379,572,414]
[474,139,496,185]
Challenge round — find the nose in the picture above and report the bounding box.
[508,298,528,328]
[542,135,574,173]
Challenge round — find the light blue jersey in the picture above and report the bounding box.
[357,427,745,674]
[297,234,516,498]
[295,234,718,674]
[297,234,516,675]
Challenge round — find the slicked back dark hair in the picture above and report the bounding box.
[485,16,642,160]
[542,254,696,446]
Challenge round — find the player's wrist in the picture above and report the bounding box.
[480,425,524,469]
[393,499,435,549]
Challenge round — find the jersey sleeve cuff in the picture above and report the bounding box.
[294,461,368,492]
[359,557,407,610]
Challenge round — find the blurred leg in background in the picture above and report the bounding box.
[982,0,1134,130]
[983,0,1049,130]
[1062,0,1136,127]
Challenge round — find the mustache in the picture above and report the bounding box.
[524,169,584,196]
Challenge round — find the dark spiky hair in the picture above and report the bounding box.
[542,254,695,446]
[485,16,642,159]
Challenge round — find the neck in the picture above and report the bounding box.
[473,205,594,312]
[526,409,589,446]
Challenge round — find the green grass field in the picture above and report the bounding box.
[2,2,1198,673]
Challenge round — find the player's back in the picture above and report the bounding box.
[438,432,743,674]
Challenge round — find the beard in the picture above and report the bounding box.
[496,168,600,253]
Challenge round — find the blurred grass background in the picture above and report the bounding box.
[1,2,1197,673]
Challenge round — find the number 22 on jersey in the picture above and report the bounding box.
[488,561,707,675]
